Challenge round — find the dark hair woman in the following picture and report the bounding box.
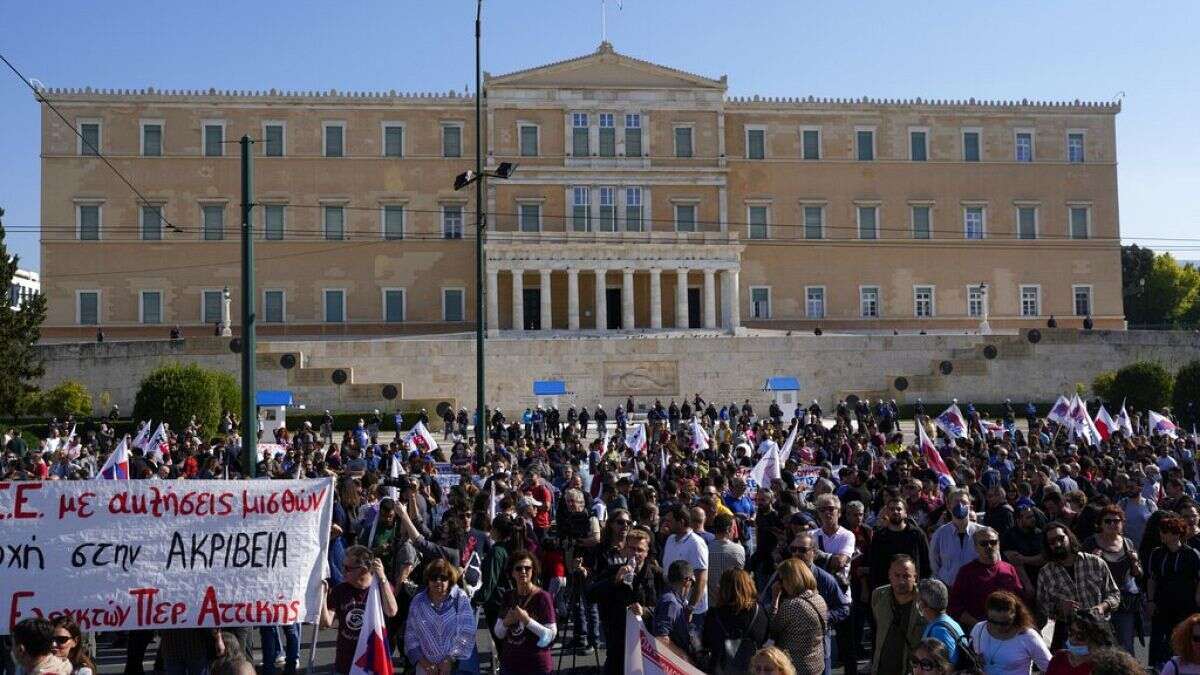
[701,569,768,674]
[493,550,557,675]
[968,591,1050,674]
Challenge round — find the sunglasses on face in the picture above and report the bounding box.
[910,657,937,671]
[513,565,534,573]
[613,519,632,527]
[1103,518,1122,524]
[52,636,72,646]
[977,540,999,548]
[428,575,450,582]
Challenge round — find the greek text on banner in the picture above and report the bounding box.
[0,478,334,634]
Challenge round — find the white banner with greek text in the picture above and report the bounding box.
[0,478,334,634]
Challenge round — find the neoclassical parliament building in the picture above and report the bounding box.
[38,43,1123,339]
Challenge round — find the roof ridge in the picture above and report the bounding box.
[488,42,726,87]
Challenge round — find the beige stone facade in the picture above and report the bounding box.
[39,42,1123,339]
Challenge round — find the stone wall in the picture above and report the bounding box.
[36,330,1200,415]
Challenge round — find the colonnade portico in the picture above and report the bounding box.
[485,246,743,334]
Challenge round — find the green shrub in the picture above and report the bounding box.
[1174,360,1200,427]
[41,381,93,418]
[1092,371,1118,403]
[210,370,241,415]
[1109,361,1174,412]
[133,363,221,435]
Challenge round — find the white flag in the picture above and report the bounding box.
[402,421,439,454]
[1149,410,1178,438]
[777,421,800,466]
[689,418,709,451]
[1116,401,1134,436]
[625,423,648,455]
[348,582,393,675]
[749,443,781,489]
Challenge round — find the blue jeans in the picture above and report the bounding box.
[164,658,209,675]
[259,624,301,675]
[1111,610,1136,655]
[571,598,601,646]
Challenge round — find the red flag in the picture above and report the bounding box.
[918,422,953,481]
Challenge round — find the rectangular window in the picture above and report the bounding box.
[78,204,100,240]
[856,129,875,161]
[572,187,591,232]
[442,124,462,158]
[598,113,615,157]
[202,205,224,241]
[324,289,345,323]
[625,114,642,157]
[751,287,771,319]
[803,206,823,240]
[78,291,99,325]
[572,113,589,157]
[140,291,162,324]
[519,203,541,233]
[1074,286,1092,317]
[968,285,986,318]
[625,187,643,232]
[383,205,404,240]
[963,130,980,161]
[598,187,616,232]
[80,122,100,156]
[747,128,765,160]
[263,290,285,323]
[202,290,222,324]
[519,125,538,157]
[443,288,465,322]
[912,206,931,239]
[141,205,162,241]
[860,287,880,318]
[142,123,162,157]
[802,128,820,160]
[1020,285,1040,317]
[1070,207,1090,239]
[1015,131,1033,162]
[748,205,768,240]
[323,206,344,241]
[383,289,405,323]
[964,207,985,239]
[1068,132,1085,163]
[324,123,344,157]
[805,287,825,318]
[264,205,285,240]
[857,206,878,239]
[675,204,697,233]
[914,286,935,318]
[674,126,693,158]
[384,125,404,158]
[910,130,928,161]
[1018,206,1037,240]
[264,124,285,157]
[442,205,464,239]
[204,124,223,157]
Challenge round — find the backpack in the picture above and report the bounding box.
[708,605,763,675]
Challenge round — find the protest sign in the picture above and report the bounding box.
[432,462,461,488]
[794,465,823,490]
[624,609,705,675]
[0,478,333,634]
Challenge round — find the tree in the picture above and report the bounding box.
[1110,361,1174,412]
[210,369,241,415]
[133,363,222,436]
[0,207,49,414]
[1175,360,1200,429]
[40,380,93,418]
[1122,245,1200,328]
[1121,244,1156,326]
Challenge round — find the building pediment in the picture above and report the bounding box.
[487,42,726,91]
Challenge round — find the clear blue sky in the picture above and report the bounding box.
[2,0,1197,271]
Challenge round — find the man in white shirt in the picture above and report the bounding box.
[929,488,982,586]
[662,503,709,627]
[814,494,855,585]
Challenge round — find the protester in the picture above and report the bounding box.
[493,551,556,675]
[1035,524,1120,650]
[1045,610,1115,675]
[10,619,73,675]
[872,555,928,675]
[48,618,93,675]
[701,569,768,674]
[749,645,797,675]
[916,579,964,666]
[586,527,663,675]
[404,558,477,675]
[908,637,955,675]
[1081,504,1143,654]
[949,527,1025,630]
[1147,514,1200,667]
[766,558,827,675]
[321,546,399,675]
[969,591,1051,675]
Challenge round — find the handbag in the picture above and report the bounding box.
[709,605,761,675]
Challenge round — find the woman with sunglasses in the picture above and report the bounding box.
[968,591,1049,675]
[49,617,94,675]
[404,558,477,675]
[908,638,953,675]
[493,551,556,675]
[1081,504,1141,654]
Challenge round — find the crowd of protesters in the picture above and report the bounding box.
[4,393,1200,675]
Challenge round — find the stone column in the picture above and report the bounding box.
[621,268,635,330]
[649,268,662,329]
[724,268,741,332]
[539,268,552,331]
[567,268,580,331]
[703,269,717,329]
[594,269,607,331]
[676,268,689,329]
[511,269,524,331]
[486,266,499,336]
